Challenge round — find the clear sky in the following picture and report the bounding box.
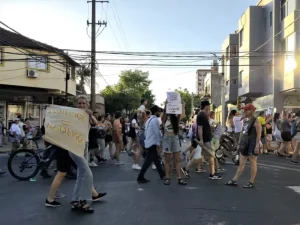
[0,0,258,105]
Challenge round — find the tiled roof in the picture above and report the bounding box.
[0,27,80,66]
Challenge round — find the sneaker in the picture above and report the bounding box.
[152,164,156,170]
[181,167,190,179]
[137,178,150,184]
[195,168,206,173]
[209,174,223,180]
[132,164,141,170]
[45,199,62,208]
[54,191,66,199]
[291,160,299,164]
[89,161,98,167]
[115,161,124,165]
[92,192,107,202]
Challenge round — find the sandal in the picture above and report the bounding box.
[243,182,254,188]
[178,178,187,185]
[164,179,170,185]
[71,200,94,213]
[225,180,238,186]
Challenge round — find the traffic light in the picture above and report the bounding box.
[237,97,242,110]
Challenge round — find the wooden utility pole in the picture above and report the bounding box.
[87,0,108,111]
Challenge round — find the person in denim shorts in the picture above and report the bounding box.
[225,104,262,188]
[162,101,187,186]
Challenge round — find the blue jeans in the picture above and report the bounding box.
[69,151,93,201]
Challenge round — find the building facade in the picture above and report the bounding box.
[196,69,212,96]
[222,0,300,117]
[0,27,80,127]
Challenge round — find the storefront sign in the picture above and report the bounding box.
[284,96,300,108]
[44,105,89,156]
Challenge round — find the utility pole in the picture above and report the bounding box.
[65,62,70,105]
[221,55,226,127]
[87,0,108,111]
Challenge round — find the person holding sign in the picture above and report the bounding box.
[68,96,107,213]
[162,100,187,186]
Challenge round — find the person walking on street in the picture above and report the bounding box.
[9,118,21,153]
[137,105,165,183]
[197,101,222,180]
[233,112,243,148]
[225,104,262,188]
[162,101,187,186]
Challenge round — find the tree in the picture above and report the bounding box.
[76,65,91,94]
[175,88,200,122]
[101,70,155,115]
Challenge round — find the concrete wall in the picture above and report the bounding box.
[0,47,76,96]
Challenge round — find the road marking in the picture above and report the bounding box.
[137,188,144,191]
[185,187,198,190]
[287,186,300,195]
[257,163,300,172]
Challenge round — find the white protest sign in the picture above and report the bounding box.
[44,105,89,157]
[267,107,273,115]
[166,103,182,114]
[167,92,181,104]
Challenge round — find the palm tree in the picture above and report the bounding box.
[76,65,91,94]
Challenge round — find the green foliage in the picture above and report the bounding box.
[76,65,91,94]
[174,88,200,122]
[101,70,155,115]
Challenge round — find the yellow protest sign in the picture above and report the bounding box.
[44,105,89,157]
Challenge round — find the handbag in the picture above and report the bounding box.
[239,118,257,152]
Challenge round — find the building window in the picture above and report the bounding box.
[226,46,230,60]
[231,79,237,85]
[270,11,273,26]
[281,0,286,21]
[264,17,267,32]
[239,70,243,88]
[0,48,3,65]
[285,33,296,72]
[239,29,244,47]
[231,45,238,57]
[28,55,48,70]
[267,61,273,76]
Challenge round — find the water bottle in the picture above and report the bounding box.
[29,177,36,182]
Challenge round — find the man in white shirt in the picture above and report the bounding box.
[137,105,165,183]
[137,98,148,126]
[10,118,21,153]
[233,112,243,147]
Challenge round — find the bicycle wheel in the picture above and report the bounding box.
[7,149,41,181]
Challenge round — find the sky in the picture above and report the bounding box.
[0,0,258,105]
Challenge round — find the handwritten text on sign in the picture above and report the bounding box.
[166,103,182,114]
[167,92,181,104]
[44,105,89,157]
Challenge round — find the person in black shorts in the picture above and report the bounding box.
[45,146,73,207]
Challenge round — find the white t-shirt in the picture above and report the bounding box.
[132,119,138,133]
[233,116,243,133]
[11,123,21,136]
[138,105,145,112]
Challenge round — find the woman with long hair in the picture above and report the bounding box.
[67,96,107,213]
[162,101,187,185]
[129,113,142,170]
[96,115,107,163]
[104,113,114,161]
[276,111,292,157]
[112,111,124,165]
[225,104,261,188]
[226,111,235,134]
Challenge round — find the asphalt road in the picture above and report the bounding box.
[0,141,299,225]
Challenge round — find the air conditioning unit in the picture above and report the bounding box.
[27,70,38,78]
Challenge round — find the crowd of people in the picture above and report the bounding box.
[0,94,300,214]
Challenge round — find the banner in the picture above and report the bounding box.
[44,105,89,157]
[167,92,181,104]
[166,103,182,114]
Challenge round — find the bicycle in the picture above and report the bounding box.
[7,137,56,181]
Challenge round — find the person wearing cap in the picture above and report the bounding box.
[9,118,22,153]
[225,104,262,188]
[196,100,222,180]
[137,105,165,183]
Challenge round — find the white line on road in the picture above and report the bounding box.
[257,163,300,172]
[287,186,300,195]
